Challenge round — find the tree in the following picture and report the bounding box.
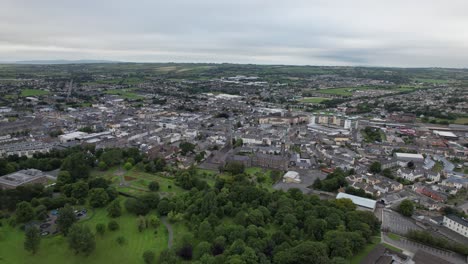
[224,162,245,175]
[179,142,196,156]
[96,223,106,236]
[137,215,146,232]
[71,181,89,200]
[107,199,122,218]
[123,162,133,171]
[98,161,107,171]
[148,181,160,192]
[193,241,211,260]
[108,220,119,231]
[125,198,150,215]
[61,152,91,180]
[57,204,77,235]
[369,162,382,174]
[382,168,394,179]
[148,215,161,228]
[399,200,414,217]
[56,171,72,187]
[24,226,41,255]
[157,199,171,216]
[273,241,330,264]
[88,188,109,208]
[16,201,34,223]
[68,224,96,256]
[143,250,155,264]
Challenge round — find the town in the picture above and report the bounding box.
[1,63,468,264]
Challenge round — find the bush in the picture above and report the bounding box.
[116,236,126,245]
[108,220,119,231]
[148,181,160,192]
[96,223,105,235]
[143,250,155,264]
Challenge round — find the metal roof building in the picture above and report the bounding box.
[336,192,377,211]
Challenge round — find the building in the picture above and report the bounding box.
[336,192,376,211]
[0,169,50,190]
[283,171,300,183]
[443,215,468,238]
[0,141,52,158]
[58,131,89,143]
[394,153,424,167]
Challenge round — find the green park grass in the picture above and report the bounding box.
[350,236,381,264]
[414,78,450,84]
[20,89,49,97]
[104,89,143,100]
[317,87,355,96]
[387,232,401,241]
[0,201,170,264]
[299,97,330,103]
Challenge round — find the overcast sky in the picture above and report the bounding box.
[2,0,468,67]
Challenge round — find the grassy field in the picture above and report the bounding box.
[104,89,143,100]
[387,232,401,241]
[20,89,49,97]
[414,78,450,84]
[299,97,330,103]
[0,201,170,264]
[350,236,381,264]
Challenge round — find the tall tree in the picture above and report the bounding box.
[24,226,41,254]
[68,224,96,256]
[107,199,122,218]
[16,201,34,223]
[57,204,77,235]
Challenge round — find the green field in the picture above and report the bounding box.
[414,78,450,84]
[317,87,355,96]
[299,97,330,103]
[20,89,50,97]
[104,89,143,100]
[0,201,175,264]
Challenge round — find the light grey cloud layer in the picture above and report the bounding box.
[1,0,468,67]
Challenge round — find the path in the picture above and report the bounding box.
[161,217,174,249]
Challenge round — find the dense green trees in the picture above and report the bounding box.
[399,200,414,217]
[107,199,122,218]
[68,224,95,255]
[57,204,77,235]
[88,188,109,208]
[312,168,348,192]
[369,161,382,174]
[148,181,160,192]
[24,226,41,254]
[16,201,35,223]
[61,152,91,180]
[179,142,196,155]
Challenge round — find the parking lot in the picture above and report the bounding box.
[273,169,327,194]
[382,209,422,235]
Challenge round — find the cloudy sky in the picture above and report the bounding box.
[2,0,468,67]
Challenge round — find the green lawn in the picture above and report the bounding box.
[414,78,450,84]
[387,233,401,241]
[0,201,170,264]
[104,89,143,100]
[350,236,381,264]
[20,89,49,97]
[317,88,355,96]
[299,97,330,103]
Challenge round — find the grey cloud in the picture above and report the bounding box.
[1,0,468,67]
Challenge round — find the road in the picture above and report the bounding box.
[381,209,422,235]
[161,217,174,249]
[381,209,467,264]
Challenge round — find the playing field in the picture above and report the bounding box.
[20,89,50,97]
[299,97,330,103]
[0,202,172,264]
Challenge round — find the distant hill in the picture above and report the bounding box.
[13,60,120,65]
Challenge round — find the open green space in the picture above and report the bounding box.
[414,78,450,84]
[0,201,172,264]
[104,89,143,100]
[350,236,381,264]
[299,97,330,103]
[387,232,401,241]
[20,89,49,97]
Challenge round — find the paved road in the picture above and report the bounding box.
[161,217,174,249]
[382,234,466,264]
[381,209,422,235]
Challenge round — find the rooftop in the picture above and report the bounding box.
[336,192,377,209]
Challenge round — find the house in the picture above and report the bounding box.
[425,171,440,182]
[397,168,424,181]
[394,153,424,167]
[443,215,468,238]
[0,169,51,190]
[283,171,301,183]
[441,176,468,189]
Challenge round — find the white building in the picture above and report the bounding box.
[443,215,468,238]
[283,171,301,183]
[58,131,89,143]
[336,192,376,211]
